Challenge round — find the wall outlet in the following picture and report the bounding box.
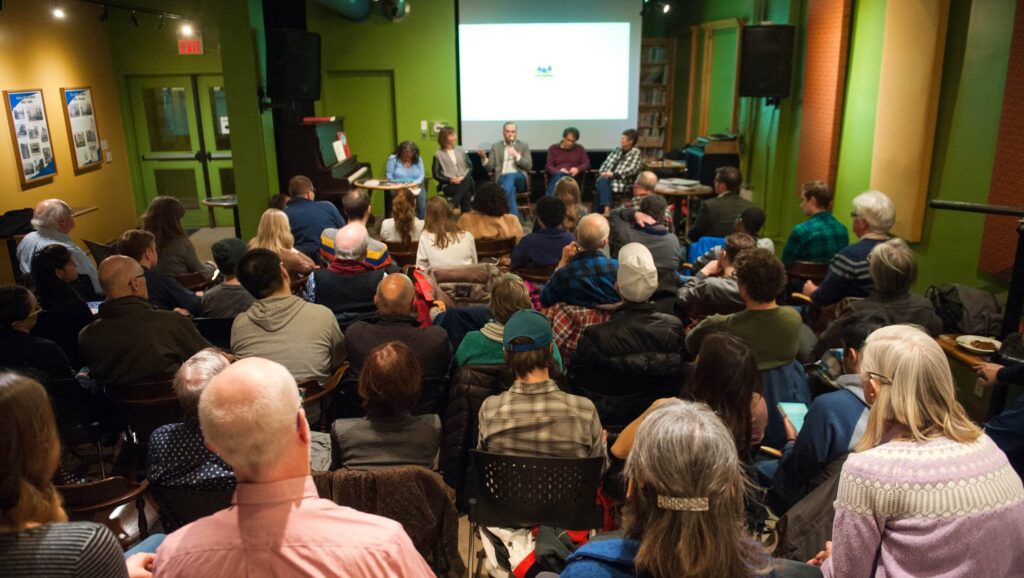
[105,151,112,163]
[420,120,428,139]
[431,121,447,136]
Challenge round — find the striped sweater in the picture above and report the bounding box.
[811,237,885,305]
[823,434,1024,578]
[0,522,127,577]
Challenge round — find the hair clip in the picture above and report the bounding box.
[657,495,709,512]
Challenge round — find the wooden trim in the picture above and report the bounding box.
[699,29,714,137]
[731,21,744,132]
[686,27,699,143]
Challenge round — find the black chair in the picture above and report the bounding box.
[150,485,233,532]
[45,377,106,478]
[467,450,604,576]
[194,317,234,351]
[84,239,116,264]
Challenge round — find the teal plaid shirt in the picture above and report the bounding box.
[781,211,849,266]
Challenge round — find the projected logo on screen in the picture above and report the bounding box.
[459,22,630,121]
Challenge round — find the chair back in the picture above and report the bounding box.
[388,241,419,268]
[787,260,829,284]
[759,360,812,448]
[57,477,149,545]
[687,236,726,263]
[468,450,604,529]
[516,262,556,284]
[104,379,181,444]
[193,317,234,350]
[150,485,233,533]
[475,237,516,261]
[84,239,116,263]
[175,271,215,292]
[44,377,102,447]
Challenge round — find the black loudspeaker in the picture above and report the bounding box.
[739,24,796,98]
[267,29,322,101]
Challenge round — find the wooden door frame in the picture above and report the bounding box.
[686,18,745,141]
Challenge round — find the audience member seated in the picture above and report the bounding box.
[385,140,426,218]
[510,197,574,270]
[319,190,392,270]
[769,310,888,513]
[781,181,849,266]
[540,214,619,308]
[282,174,346,258]
[544,126,590,197]
[553,176,588,233]
[416,197,477,272]
[457,181,525,242]
[609,194,680,296]
[0,286,73,381]
[143,196,214,280]
[803,190,895,305]
[570,244,685,426]
[343,274,451,415]
[16,198,101,299]
[0,373,152,577]
[976,361,1024,477]
[151,358,432,577]
[687,166,754,242]
[677,233,755,320]
[29,244,93,367]
[686,248,801,371]
[618,171,673,229]
[249,208,316,284]
[815,238,942,356]
[432,126,475,213]
[201,238,255,319]
[331,342,441,470]
[379,188,424,244]
[691,207,774,269]
[544,301,614,363]
[457,274,564,369]
[811,325,1024,577]
[594,128,643,216]
[148,349,234,490]
[307,224,399,322]
[116,230,202,316]
[80,255,210,385]
[563,401,778,578]
[478,122,532,217]
[232,249,345,391]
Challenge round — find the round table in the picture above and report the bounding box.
[654,183,714,239]
[201,195,241,239]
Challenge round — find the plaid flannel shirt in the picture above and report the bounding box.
[539,251,619,308]
[781,211,849,266]
[598,147,643,193]
[621,195,675,231]
[543,303,614,360]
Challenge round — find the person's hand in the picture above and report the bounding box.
[802,280,818,296]
[600,171,614,178]
[569,167,579,176]
[634,211,657,227]
[974,362,1005,386]
[194,290,204,298]
[560,168,570,174]
[808,541,832,566]
[783,415,798,443]
[476,149,487,161]
[699,260,721,278]
[557,242,579,269]
[509,148,521,161]
[451,176,463,184]
[125,552,155,578]
[173,307,192,317]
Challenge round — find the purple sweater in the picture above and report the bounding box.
[823,433,1024,578]
[545,144,590,177]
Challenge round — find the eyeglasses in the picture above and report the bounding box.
[26,303,42,318]
[866,371,892,385]
[129,272,145,286]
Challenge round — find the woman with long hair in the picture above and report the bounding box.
[385,140,426,218]
[431,126,475,213]
[812,325,1024,576]
[379,188,424,245]
[564,400,775,577]
[142,196,213,279]
[0,373,152,576]
[248,209,315,282]
[415,197,476,272]
[29,244,93,367]
[456,181,524,242]
[554,177,586,233]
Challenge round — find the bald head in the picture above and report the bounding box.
[32,198,73,232]
[199,357,304,480]
[634,171,658,194]
[334,223,369,262]
[99,255,146,300]
[576,213,610,252]
[375,273,415,316]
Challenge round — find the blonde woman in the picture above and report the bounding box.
[379,188,424,245]
[554,176,586,233]
[812,325,1024,577]
[415,197,476,272]
[249,209,316,282]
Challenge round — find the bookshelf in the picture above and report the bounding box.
[638,38,676,161]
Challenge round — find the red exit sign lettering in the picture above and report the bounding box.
[178,37,204,55]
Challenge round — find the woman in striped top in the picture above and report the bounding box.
[0,373,151,577]
[810,325,1024,577]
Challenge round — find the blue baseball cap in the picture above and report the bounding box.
[502,310,553,352]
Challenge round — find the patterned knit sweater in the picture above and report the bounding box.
[823,433,1024,577]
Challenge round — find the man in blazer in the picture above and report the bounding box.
[687,165,753,242]
[478,122,532,217]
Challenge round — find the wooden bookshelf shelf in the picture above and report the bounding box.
[638,38,676,162]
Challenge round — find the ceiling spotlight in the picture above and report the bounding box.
[179,22,194,37]
[52,2,65,19]
[99,5,109,21]
[662,2,670,13]
[129,10,139,27]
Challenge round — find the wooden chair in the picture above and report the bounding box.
[515,262,556,284]
[786,260,829,285]
[46,377,107,479]
[474,237,516,261]
[175,271,217,292]
[291,273,310,297]
[103,379,180,447]
[58,476,150,547]
[296,363,348,431]
[388,241,419,268]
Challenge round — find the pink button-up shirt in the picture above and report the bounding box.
[153,476,433,577]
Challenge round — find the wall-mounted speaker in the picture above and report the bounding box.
[267,28,322,102]
[739,24,796,99]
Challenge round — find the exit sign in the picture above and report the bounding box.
[178,36,204,55]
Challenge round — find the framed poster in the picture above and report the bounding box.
[61,87,102,174]
[4,89,57,186]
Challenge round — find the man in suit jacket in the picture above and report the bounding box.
[478,122,532,217]
[687,165,753,242]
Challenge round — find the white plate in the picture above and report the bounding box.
[956,335,1001,355]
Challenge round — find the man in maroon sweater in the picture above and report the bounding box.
[545,127,590,197]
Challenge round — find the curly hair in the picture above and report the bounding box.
[391,189,418,245]
[471,182,510,217]
[733,248,786,303]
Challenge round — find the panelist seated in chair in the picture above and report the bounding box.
[201,238,254,319]
[432,126,475,213]
[148,349,235,491]
[306,224,399,322]
[116,229,203,317]
[594,129,643,217]
[477,122,532,218]
[331,342,441,471]
[385,140,426,219]
[457,182,524,243]
[544,126,590,197]
[511,197,574,271]
[151,358,433,577]
[677,233,756,321]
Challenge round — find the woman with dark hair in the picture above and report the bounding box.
[142,196,213,279]
[29,244,93,368]
[330,341,440,470]
[0,373,153,577]
[385,140,426,218]
[594,128,643,216]
[612,332,767,461]
[456,181,524,242]
[379,188,424,244]
[554,176,587,233]
[416,197,477,272]
[431,126,475,213]
[0,287,73,381]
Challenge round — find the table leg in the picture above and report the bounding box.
[206,204,217,229]
[232,206,242,239]
[6,238,19,281]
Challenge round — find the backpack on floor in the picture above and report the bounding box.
[926,283,1005,336]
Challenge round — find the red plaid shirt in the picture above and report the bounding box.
[542,303,614,362]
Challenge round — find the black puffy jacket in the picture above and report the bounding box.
[569,302,688,427]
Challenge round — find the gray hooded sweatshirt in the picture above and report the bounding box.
[230,295,345,385]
